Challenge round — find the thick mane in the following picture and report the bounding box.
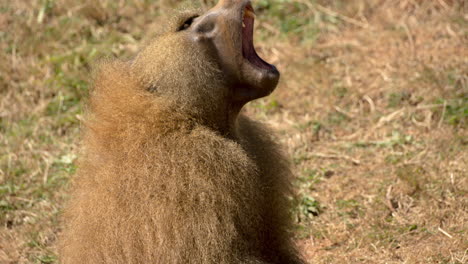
[84,61,194,152]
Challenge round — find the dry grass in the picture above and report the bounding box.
[0,0,466,263]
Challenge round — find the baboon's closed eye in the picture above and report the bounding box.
[178,16,198,31]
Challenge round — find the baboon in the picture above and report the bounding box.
[60,0,305,263]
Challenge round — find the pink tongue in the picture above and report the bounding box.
[242,15,272,70]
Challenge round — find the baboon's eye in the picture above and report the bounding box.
[178,16,197,31]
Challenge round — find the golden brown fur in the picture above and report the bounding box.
[60,2,304,263]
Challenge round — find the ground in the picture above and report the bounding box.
[0,0,466,263]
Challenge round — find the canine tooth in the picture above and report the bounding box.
[242,22,246,28]
[244,9,255,18]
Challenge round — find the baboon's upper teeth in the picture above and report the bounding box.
[242,22,246,28]
[244,9,255,19]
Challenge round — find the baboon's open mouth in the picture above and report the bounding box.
[242,4,275,71]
